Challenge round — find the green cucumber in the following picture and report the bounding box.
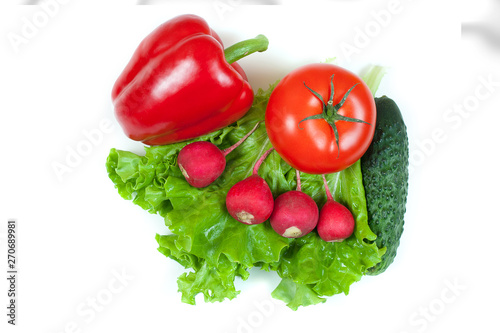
[361,96,409,275]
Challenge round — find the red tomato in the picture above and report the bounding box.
[265,63,376,174]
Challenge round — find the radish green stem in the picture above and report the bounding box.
[253,147,274,176]
[322,174,334,202]
[223,121,261,156]
[296,169,302,192]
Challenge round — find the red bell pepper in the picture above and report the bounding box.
[111,14,268,145]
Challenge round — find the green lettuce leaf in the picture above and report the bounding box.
[106,70,386,310]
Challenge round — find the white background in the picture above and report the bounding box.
[1,0,499,332]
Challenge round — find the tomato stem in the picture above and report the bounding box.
[298,75,371,158]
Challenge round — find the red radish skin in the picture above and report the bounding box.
[317,174,355,242]
[226,147,274,225]
[177,122,260,188]
[270,170,319,238]
[226,175,274,224]
[177,142,225,188]
[317,200,355,242]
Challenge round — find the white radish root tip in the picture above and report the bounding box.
[236,211,254,224]
[283,226,302,238]
[179,164,189,179]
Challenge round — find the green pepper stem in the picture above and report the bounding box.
[224,34,269,64]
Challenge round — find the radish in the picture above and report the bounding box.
[177,122,261,188]
[317,174,355,242]
[226,147,274,225]
[269,170,319,238]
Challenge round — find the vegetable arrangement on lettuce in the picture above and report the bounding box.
[106,14,409,310]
